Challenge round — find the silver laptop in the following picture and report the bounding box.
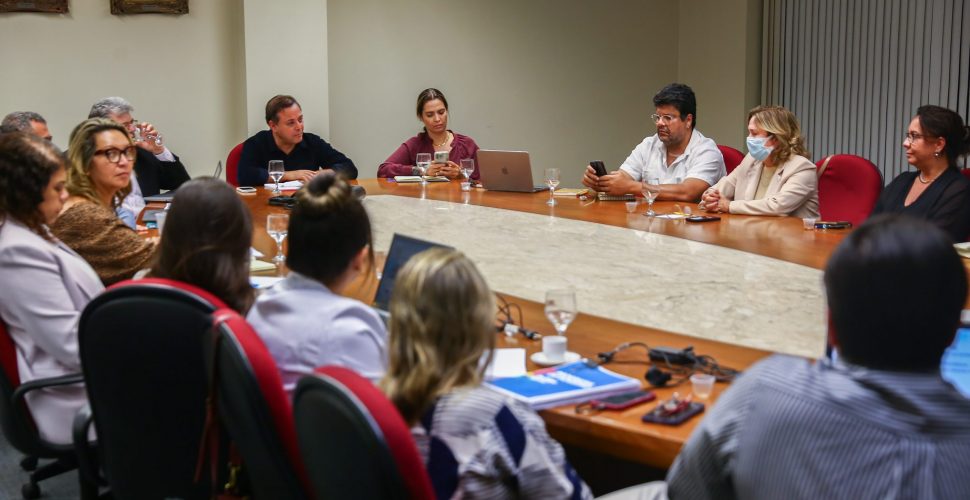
[477,150,548,193]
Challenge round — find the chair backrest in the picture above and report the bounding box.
[816,154,884,226]
[208,308,309,498]
[79,278,227,500]
[718,144,746,175]
[294,366,435,500]
[226,142,244,187]
[0,319,39,455]
[961,168,970,182]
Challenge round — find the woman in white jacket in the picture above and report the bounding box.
[0,132,104,444]
[700,105,819,218]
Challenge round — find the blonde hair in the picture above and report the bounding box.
[380,248,496,424]
[66,118,133,209]
[748,105,810,165]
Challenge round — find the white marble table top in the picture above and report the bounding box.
[364,195,826,358]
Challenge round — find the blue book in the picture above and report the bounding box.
[485,361,642,410]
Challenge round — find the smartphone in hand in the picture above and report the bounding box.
[590,160,608,177]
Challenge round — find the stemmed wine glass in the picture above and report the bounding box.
[268,160,285,195]
[416,153,431,186]
[642,178,661,216]
[266,214,289,264]
[460,158,475,181]
[545,168,560,206]
[544,288,577,336]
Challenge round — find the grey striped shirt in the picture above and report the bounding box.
[666,355,970,500]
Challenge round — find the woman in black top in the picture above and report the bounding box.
[871,105,970,241]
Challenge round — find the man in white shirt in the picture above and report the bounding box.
[582,83,725,202]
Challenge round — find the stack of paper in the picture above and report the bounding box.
[263,181,304,191]
[485,361,641,409]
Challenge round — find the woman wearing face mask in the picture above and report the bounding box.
[700,106,818,217]
[377,88,480,180]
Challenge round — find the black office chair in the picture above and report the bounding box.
[0,320,93,499]
[74,278,228,500]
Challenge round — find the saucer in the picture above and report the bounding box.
[530,351,581,367]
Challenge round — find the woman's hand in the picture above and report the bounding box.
[429,160,461,179]
[701,188,720,212]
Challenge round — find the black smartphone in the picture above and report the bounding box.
[590,160,608,177]
[686,216,721,223]
[641,402,705,425]
[815,221,852,229]
[589,390,656,410]
[268,196,295,208]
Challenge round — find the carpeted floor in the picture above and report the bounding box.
[0,432,80,499]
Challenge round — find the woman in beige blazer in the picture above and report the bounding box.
[700,106,819,217]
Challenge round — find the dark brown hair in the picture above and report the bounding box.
[0,132,66,240]
[148,178,255,313]
[287,173,373,287]
[416,88,448,117]
[265,95,301,124]
[916,105,970,167]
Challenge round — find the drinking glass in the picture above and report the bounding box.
[416,153,432,186]
[642,178,661,216]
[266,214,289,264]
[268,160,285,195]
[544,288,577,336]
[460,158,475,180]
[545,168,561,206]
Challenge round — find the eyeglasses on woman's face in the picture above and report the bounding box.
[94,146,137,163]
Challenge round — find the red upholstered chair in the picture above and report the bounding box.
[207,308,310,498]
[225,142,244,187]
[74,278,228,500]
[293,366,435,500]
[815,154,884,226]
[718,145,745,175]
[0,321,91,499]
[961,168,970,182]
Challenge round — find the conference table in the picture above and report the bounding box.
[208,179,849,470]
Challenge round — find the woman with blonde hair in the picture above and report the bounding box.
[51,118,155,285]
[700,105,819,217]
[382,248,592,499]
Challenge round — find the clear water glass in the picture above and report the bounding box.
[642,178,661,216]
[416,153,432,186]
[266,213,289,264]
[544,288,577,336]
[268,160,285,195]
[460,158,475,180]
[545,168,560,206]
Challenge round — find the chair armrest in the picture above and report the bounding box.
[72,404,104,487]
[11,372,84,406]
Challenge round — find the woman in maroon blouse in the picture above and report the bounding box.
[377,88,480,180]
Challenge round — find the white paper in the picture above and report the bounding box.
[250,276,284,289]
[263,180,304,190]
[484,348,527,381]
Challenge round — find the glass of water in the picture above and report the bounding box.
[460,158,475,180]
[544,288,577,336]
[266,213,289,264]
[416,153,431,186]
[268,160,285,195]
[642,178,661,216]
[545,168,560,206]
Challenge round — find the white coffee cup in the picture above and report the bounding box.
[542,335,567,363]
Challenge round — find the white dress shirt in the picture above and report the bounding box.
[618,129,725,187]
[246,271,388,395]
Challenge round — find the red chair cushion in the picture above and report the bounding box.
[961,168,970,182]
[213,309,309,490]
[226,143,244,187]
[718,145,745,175]
[315,366,435,499]
[0,321,20,387]
[816,154,883,226]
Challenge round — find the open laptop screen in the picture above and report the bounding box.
[373,234,450,311]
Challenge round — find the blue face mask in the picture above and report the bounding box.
[746,136,773,162]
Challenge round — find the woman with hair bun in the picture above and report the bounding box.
[870,105,970,241]
[377,88,480,180]
[381,247,592,499]
[700,105,819,217]
[247,172,387,395]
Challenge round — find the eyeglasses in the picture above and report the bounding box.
[904,132,934,143]
[651,113,680,124]
[94,146,137,163]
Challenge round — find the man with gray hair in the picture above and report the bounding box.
[2,111,53,141]
[88,96,190,221]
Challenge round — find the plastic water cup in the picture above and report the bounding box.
[802,217,817,230]
[625,201,638,213]
[690,373,716,399]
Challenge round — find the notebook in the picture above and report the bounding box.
[372,234,451,311]
[476,150,549,193]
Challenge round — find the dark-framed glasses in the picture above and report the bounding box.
[94,146,137,163]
